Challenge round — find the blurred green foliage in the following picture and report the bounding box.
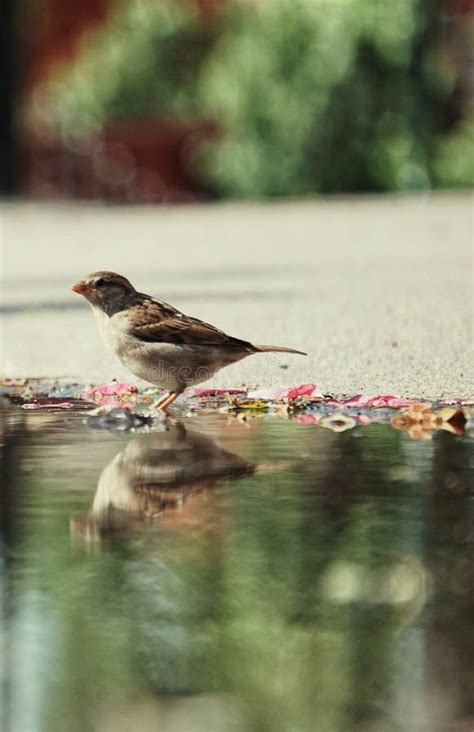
[40,0,473,197]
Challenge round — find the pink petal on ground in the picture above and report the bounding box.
[248,384,321,400]
[384,397,419,408]
[81,382,138,401]
[286,384,321,399]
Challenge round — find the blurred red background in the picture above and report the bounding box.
[17,0,474,203]
[19,0,221,202]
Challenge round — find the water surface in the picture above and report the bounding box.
[1,405,473,732]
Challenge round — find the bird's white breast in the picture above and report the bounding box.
[93,307,130,355]
[91,306,208,389]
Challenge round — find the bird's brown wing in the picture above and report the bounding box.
[129,297,255,350]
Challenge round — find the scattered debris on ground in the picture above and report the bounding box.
[1,379,473,439]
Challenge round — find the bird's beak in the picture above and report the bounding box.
[71,282,95,295]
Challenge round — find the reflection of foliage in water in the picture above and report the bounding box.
[426,432,474,728]
[6,418,473,731]
[35,0,474,197]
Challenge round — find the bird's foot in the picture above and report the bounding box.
[150,390,182,415]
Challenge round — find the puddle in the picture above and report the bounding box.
[1,401,474,732]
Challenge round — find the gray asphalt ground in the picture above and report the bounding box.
[1,194,473,399]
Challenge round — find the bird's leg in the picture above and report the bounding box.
[158,392,179,414]
[151,392,171,410]
[152,386,185,414]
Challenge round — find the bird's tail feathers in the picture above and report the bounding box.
[255,344,307,356]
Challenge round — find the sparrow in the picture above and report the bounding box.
[71,271,306,412]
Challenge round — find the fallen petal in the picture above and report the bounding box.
[248,384,320,400]
[327,394,419,408]
[286,384,321,399]
[81,382,138,401]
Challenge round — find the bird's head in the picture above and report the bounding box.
[71,271,137,315]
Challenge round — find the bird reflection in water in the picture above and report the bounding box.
[72,420,256,542]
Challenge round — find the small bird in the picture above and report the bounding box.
[71,271,306,412]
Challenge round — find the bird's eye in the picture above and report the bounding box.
[95,278,107,287]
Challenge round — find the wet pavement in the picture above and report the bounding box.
[1,398,474,732]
